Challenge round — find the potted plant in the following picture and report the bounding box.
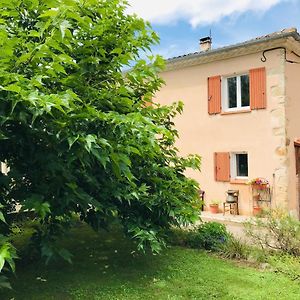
[209,200,220,214]
[253,206,263,216]
[248,177,269,190]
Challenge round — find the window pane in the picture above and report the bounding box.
[236,154,248,177]
[241,75,249,107]
[227,77,237,108]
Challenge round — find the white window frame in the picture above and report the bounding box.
[222,73,250,112]
[230,152,248,180]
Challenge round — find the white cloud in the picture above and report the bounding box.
[127,0,285,27]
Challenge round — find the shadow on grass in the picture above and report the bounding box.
[2,223,174,299]
[1,222,300,300]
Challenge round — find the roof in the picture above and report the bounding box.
[165,28,300,71]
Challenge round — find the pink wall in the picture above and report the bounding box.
[155,49,290,215]
[285,55,300,217]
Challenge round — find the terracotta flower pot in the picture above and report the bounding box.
[253,206,262,216]
[252,184,268,190]
[209,204,219,214]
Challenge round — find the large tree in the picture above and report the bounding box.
[0,0,201,278]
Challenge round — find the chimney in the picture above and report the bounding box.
[199,36,212,52]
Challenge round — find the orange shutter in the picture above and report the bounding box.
[250,67,266,109]
[295,145,300,175]
[214,152,230,182]
[208,76,221,114]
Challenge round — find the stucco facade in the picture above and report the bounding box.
[155,29,300,216]
[286,59,300,216]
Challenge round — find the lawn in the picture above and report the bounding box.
[1,223,300,300]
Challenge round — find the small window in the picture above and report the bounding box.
[223,74,250,111]
[231,153,248,179]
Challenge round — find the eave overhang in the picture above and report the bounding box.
[165,30,300,72]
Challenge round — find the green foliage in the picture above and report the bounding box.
[268,254,300,281]
[0,0,201,282]
[247,247,268,264]
[167,222,230,251]
[187,222,230,251]
[0,237,16,273]
[165,227,193,247]
[210,199,220,205]
[244,209,300,256]
[0,206,18,289]
[3,224,300,300]
[30,216,73,264]
[220,236,249,260]
[0,235,17,289]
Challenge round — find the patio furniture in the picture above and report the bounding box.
[223,190,239,215]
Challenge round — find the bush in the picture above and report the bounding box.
[190,222,230,251]
[220,236,249,260]
[165,228,193,247]
[167,222,230,251]
[247,248,269,264]
[244,209,300,256]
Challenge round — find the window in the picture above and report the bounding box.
[214,152,248,182]
[222,74,250,111]
[231,153,248,179]
[208,68,266,114]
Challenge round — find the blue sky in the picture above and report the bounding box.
[127,0,300,59]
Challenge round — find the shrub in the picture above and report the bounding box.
[186,222,230,251]
[165,228,192,247]
[247,248,269,264]
[220,236,249,260]
[244,209,300,256]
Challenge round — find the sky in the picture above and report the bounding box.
[127,0,300,59]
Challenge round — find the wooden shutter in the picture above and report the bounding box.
[208,76,221,114]
[214,152,230,182]
[250,67,266,109]
[295,145,300,175]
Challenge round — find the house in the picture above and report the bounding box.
[155,28,300,217]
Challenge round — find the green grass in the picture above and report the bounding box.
[1,223,300,300]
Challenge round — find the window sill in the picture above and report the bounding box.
[230,179,248,185]
[221,109,251,115]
